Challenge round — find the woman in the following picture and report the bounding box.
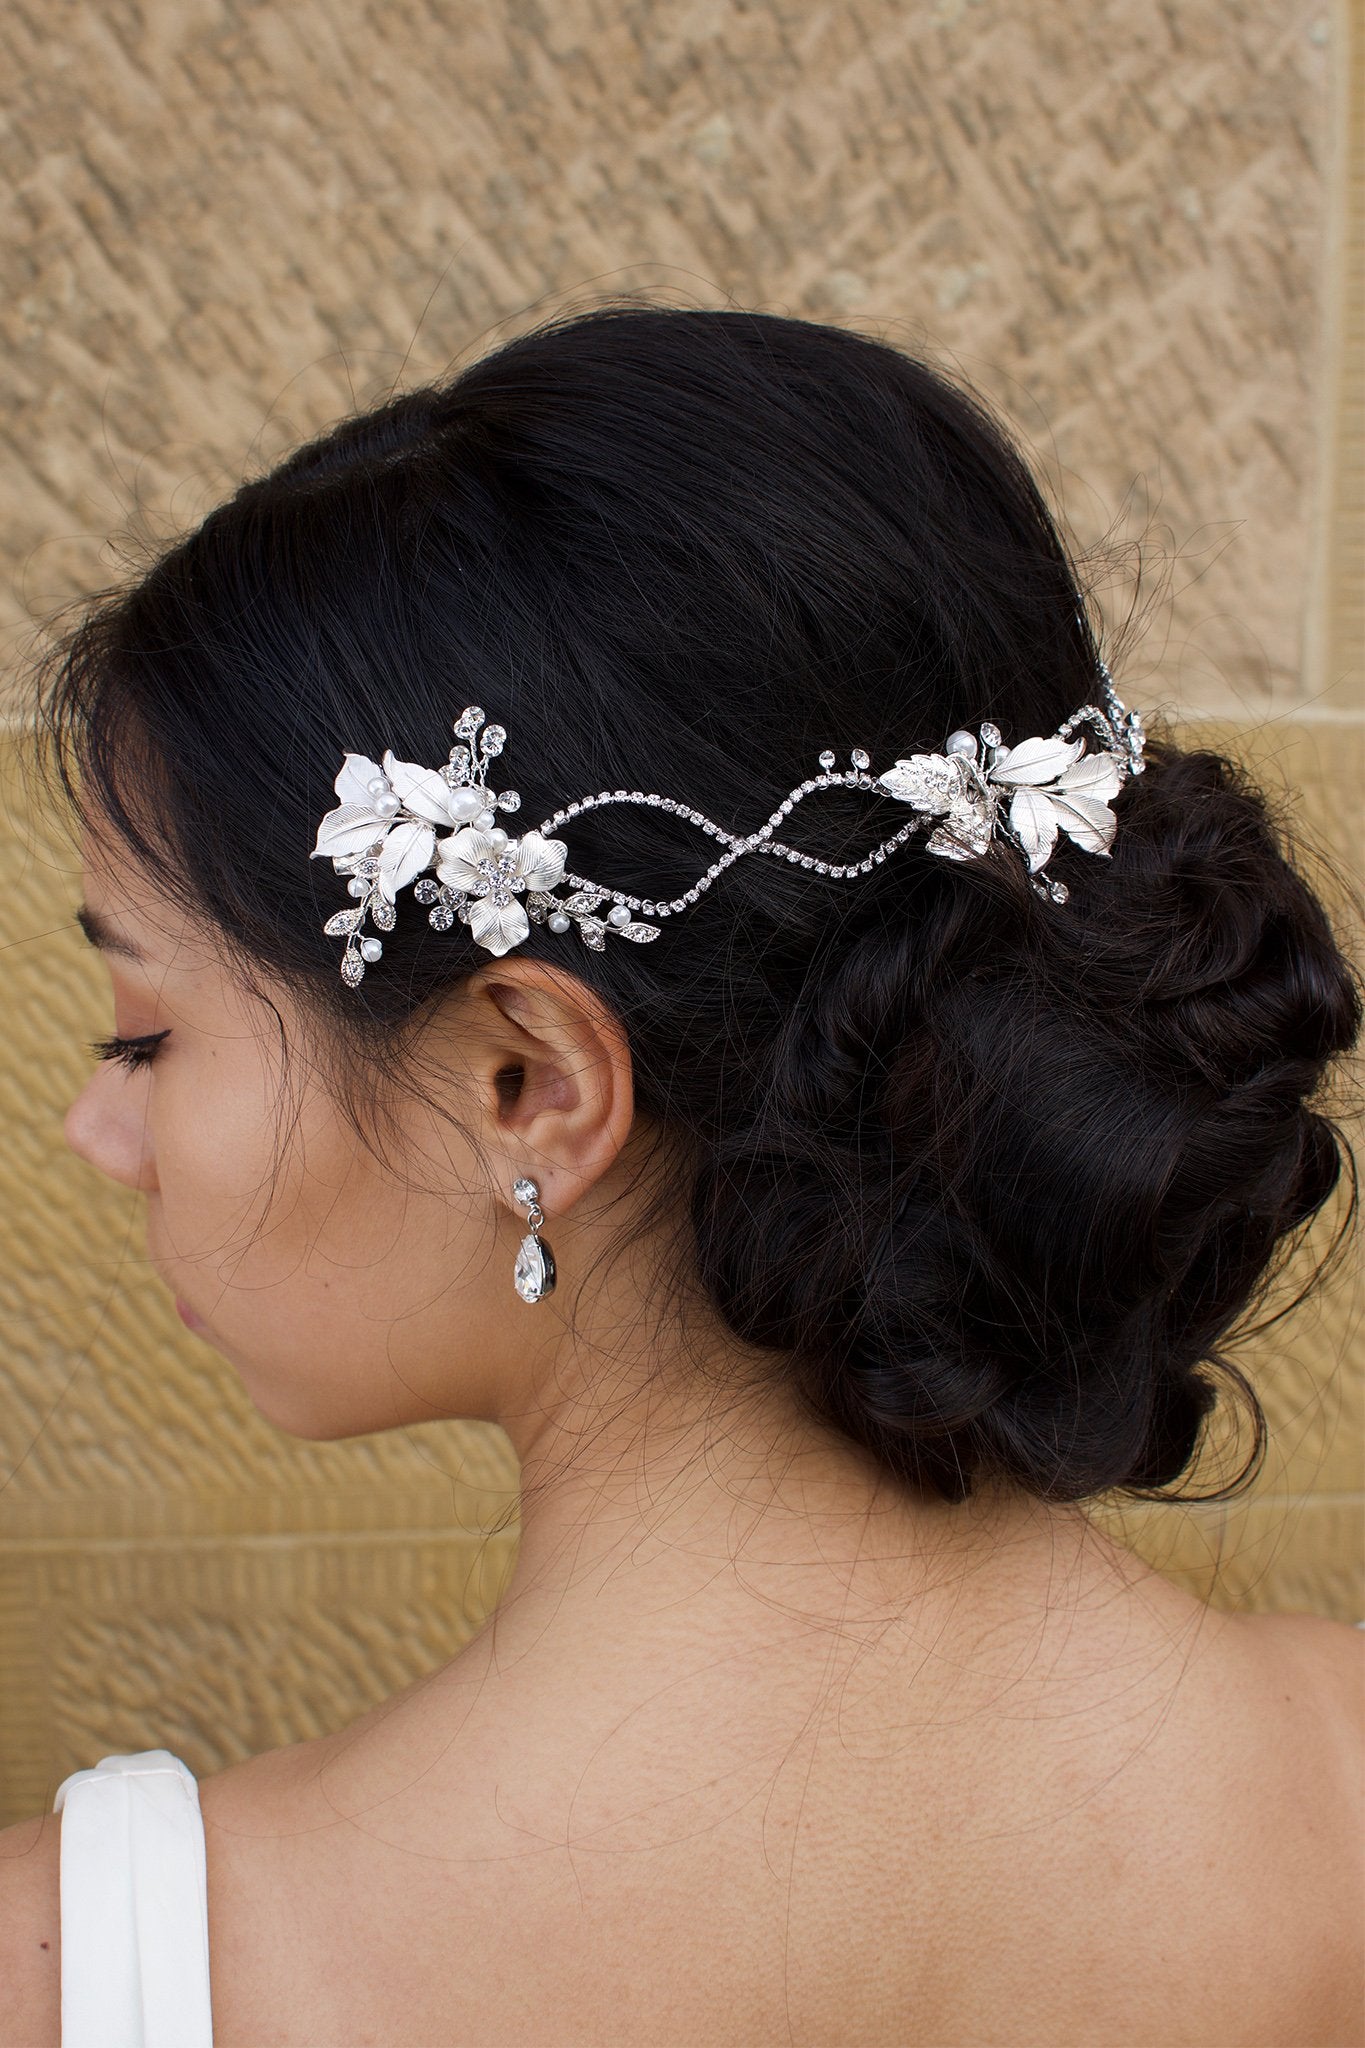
[2,305,1360,2045]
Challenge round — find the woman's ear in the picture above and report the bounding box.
[460,960,636,1221]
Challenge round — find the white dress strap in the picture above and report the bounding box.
[53,1749,213,2048]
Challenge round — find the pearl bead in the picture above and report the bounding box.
[366,774,391,800]
[447,787,484,823]
[359,937,383,963]
[347,877,365,898]
[607,903,631,927]
[945,730,978,757]
[373,790,401,818]
[548,912,571,933]
[488,827,508,850]
[476,810,497,833]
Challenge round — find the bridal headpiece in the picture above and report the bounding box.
[311,662,1146,985]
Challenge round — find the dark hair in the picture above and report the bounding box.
[38,303,1363,1506]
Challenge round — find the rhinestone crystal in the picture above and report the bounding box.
[514,1231,555,1304]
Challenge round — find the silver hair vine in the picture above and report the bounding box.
[310,649,1146,985]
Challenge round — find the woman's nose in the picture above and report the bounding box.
[64,1067,159,1193]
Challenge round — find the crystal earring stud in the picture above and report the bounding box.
[512,1176,556,1304]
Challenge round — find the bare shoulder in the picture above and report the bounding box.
[1193,1607,1363,2048]
[939,1525,1365,2046]
[1245,1608,1365,1738]
[0,1808,61,2048]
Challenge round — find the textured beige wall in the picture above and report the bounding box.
[0,0,1360,1826]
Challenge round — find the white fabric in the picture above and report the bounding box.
[53,1750,213,2048]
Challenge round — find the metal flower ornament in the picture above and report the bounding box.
[876,721,1132,877]
[311,705,659,985]
[311,682,1145,985]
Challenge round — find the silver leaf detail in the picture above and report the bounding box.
[876,755,962,813]
[578,917,607,949]
[324,908,364,936]
[370,899,397,931]
[565,891,605,914]
[618,922,660,942]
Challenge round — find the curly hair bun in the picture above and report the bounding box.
[692,732,1362,1505]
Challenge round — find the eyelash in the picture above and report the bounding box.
[89,1031,171,1070]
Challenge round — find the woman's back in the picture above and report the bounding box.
[187,1518,1361,2047]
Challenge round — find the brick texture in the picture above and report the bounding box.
[0,0,1359,1824]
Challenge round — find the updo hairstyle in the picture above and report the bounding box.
[39,304,1363,1506]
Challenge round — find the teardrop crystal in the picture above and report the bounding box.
[514,1231,556,1304]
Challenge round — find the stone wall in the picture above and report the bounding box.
[0,0,1359,1823]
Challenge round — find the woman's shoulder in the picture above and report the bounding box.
[5,1599,1356,2048]
[0,1806,59,2048]
[189,1572,1361,2048]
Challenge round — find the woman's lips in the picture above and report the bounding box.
[174,1295,206,1333]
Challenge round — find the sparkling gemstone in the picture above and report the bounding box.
[514,1231,555,1304]
[818,750,836,769]
[455,706,484,736]
[497,789,521,811]
[371,900,397,931]
[414,879,440,904]
[851,747,870,769]
[513,1176,539,1206]
[428,904,456,931]
[481,724,506,753]
[340,952,365,986]
[979,722,1002,746]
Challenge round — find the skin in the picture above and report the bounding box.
[0,814,1361,2045]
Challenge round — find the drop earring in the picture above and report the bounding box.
[512,1176,556,1304]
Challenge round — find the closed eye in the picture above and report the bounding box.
[89,1031,171,1069]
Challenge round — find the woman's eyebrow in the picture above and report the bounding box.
[74,903,144,962]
